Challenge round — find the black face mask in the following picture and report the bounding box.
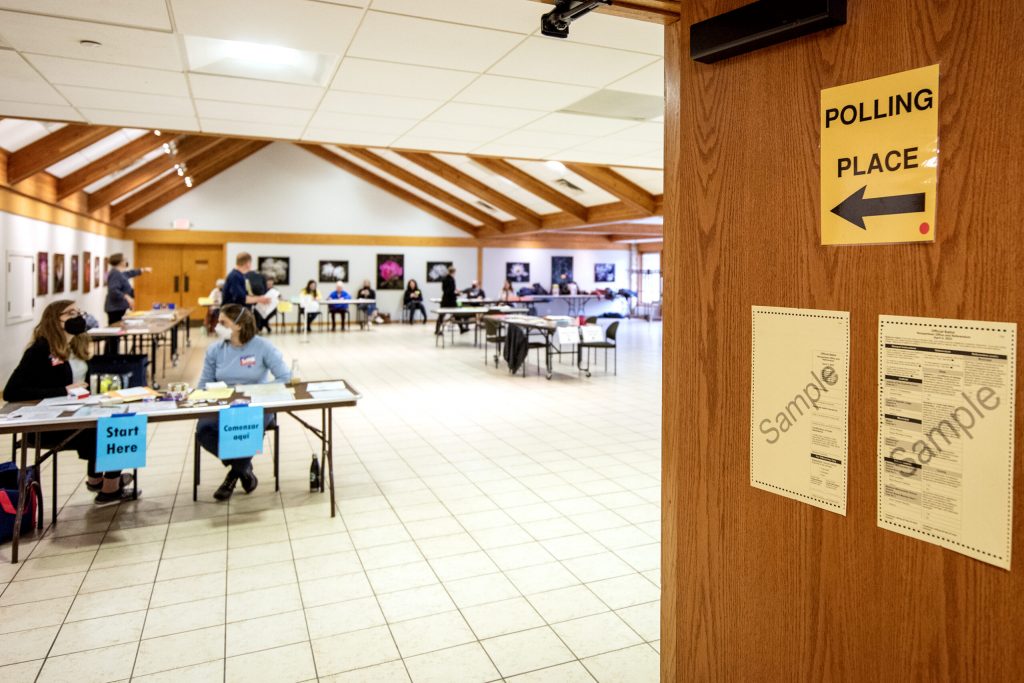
[63,316,87,336]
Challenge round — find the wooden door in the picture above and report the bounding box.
[133,244,183,311]
[182,245,224,321]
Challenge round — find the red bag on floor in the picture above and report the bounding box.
[0,462,42,545]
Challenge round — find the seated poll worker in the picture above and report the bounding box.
[356,279,382,325]
[3,300,136,504]
[327,281,351,331]
[196,304,291,501]
[403,279,427,323]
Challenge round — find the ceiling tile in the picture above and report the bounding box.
[508,159,620,206]
[200,119,304,139]
[0,0,172,30]
[26,54,189,96]
[552,148,632,166]
[608,60,663,97]
[559,10,664,55]
[391,135,479,154]
[0,101,81,123]
[57,86,194,116]
[427,102,543,129]
[608,122,663,143]
[0,50,67,105]
[320,91,442,119]
[471,142,561,160]
[493,129,594,150]
[454,75,595,111]
[612,167,664,193]
[347,12,523,72]
[308,110,416,135]
[561,136,661,157]
[524,112,637,137]
[78,109,198,131]
[0,119,64,152]
[403,120,506,144]
[84,147,165,193]
[368,0,538,33]
[489,37,658,88]
[331,58,476,100]
[171,0,362,55]
[304,130,398,146]
[0,11,183,70]
[195,100,311,126]
[189,74,324,109]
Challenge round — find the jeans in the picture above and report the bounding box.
[405,302,427,323]
[329,309,348,330]
[305,312,320,332]
[105,310,126,355]
[255,309,275,333]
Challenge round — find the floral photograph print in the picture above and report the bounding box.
[53,253,65,294]
[506,262,530,283]
[377,254,404,290]
[551,256,573,285]
[594,263,616,283]
[258,256,290,285]
[426,261,451,283]
[83,251,92,293]
[70,254,79,291]
[318,260,348,283]
[37,252,48,296]
[94,256,100,288]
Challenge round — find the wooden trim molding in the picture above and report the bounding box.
[129,228,479,249]
[0,185,126,239]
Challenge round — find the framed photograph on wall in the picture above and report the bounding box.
[83,251,92,293]
[258,256,290,285]
[426,261,452,283]
[102,257,109,286]
[551,256,574,285]
[594,263,616,283]
[94,256,101,288]
[70,255,79,291]
[506,262,530,283]
[53,253,65,294]
[318,260,348,283]
[37,252,48,296]
[377,254,404,290]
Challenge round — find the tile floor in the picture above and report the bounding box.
[0,320,662,682]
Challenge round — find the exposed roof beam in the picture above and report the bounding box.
[565,163,656,215]
[297,144,478,236]
[87,135,216,212]
[470,157,588,223]
[341,147,504,232]
[609,234,663,243]
[398,151,543,229]
[58,131,165,200]
[7,125,119,185]
[125,140,269,225]
[556,222,663,237]
[500,196,663,235]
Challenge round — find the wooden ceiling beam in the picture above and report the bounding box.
[556,222,663,236]
[470,157,589,223]
[565,163,657,215]
[87,135,217,212]
[7,124,119,185]
[341,147,504,232]
[58,131,165,200]
[297,144,478,236]
[398,151,544,229]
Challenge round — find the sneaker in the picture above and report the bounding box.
[374,316,384,324]
[214,472,239,501]
[86,473,133,492]
[240,466,258,494]
[95,487,141,505]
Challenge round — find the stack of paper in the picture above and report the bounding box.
[189,387,234,401]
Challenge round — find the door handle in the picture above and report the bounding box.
[184,274,190,292]
[173,275,179,293]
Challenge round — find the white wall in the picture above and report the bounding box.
[481,247,630,297]
[0,211,133,382]
[225,242,477,318]
[131,143,469,238]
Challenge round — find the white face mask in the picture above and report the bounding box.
[214,323,233,341]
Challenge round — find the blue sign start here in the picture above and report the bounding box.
[95,413,147,472]
[218,405,265,460]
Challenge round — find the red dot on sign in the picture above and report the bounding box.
[919,222,930,234]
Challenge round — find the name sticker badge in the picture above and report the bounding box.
[218,404,264,460]
[49,355,65,366]
[95,413,147,472]
[240,355,256,367]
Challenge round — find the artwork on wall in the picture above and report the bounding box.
[37,252,48,296]
[258,256,290,285]
[594,263,616,283]
[506,262,530,283]
[94,256,101,288]
[426,261,452,283]
[52,253,65,294]
[551,256,574,284]
[83,251,92,293]
[377,254,405,290]
[318,260,349,283]
[70,255,79,291]
[102,257,109,286]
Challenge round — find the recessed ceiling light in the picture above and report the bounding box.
[79,39,102,48]
[184,35,337,86]
[153,130,162,136]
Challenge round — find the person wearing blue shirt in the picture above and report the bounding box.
[327,281,351,331]
[222,252,269,309]
[197,304,291,500]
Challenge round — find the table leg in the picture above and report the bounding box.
[10,436,29,563]
[320,409,326,494]
[545,331,553,380]
[326,407,336,517]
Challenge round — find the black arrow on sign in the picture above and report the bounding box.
[831,186,926,229]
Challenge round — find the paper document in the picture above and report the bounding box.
[305,381,347,392]
[750,306,850,515]
[88,327,124,335]
[237,383,292,396]
[76,406,126,418]
[556,327,580,346]
[309,390,356,402]
[5,406,71,420]
[38,396,88,407]
[251,393,295,405]
[132,401,180,414]
[190,388,234,401]
[877,315,1016,569]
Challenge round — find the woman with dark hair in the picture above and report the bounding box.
[499,279,518,302]
[403,279,427,324]
[301,280,321,333]
[4,300,135,504]
[196,304,290,501]
[103,252,151,354]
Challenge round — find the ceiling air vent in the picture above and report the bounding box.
[559,89,664,121]
[553,178,585,193]
[475,200,498,213]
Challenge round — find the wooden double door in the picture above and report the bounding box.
[133,244,224,321]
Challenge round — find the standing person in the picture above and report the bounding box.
[103,253,151,354]
[222,252,269,309]
[327,282,351,331]
[255,276,281,334]
[403,279,427,324]
[435,266,468,335]
[4,300,137,504]
[245,267,267,298]
[356,279,381,327]
[196,304,290,500]
[300,280,321,332]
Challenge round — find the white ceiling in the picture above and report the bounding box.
[0,0,664,168]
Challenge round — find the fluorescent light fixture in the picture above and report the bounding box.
[184,35,338,86]
[154,130,161,136]
[545,160,568,174]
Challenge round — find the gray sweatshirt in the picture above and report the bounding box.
[198,337,291,388]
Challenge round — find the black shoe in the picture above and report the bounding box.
[87,473,133,492]
[214,472,239,501]
[95,486,141,505]
[240,466,258,494]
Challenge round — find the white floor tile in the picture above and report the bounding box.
[581,644,659,683]
[403,642,500,683]
[389,610,476,657]
[461,597,545,639]
[482,626,575,678]
[311,625,400,677]
[225,641,317,683]
[552,612,644,658]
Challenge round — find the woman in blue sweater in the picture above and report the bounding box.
[197,304,291,500]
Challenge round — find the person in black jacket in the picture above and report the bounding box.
[403,279,427,324]
[103,252,151,355]
[435,266,468,335]
[3,300,136,504]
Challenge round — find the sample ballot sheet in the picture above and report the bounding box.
[878,315,1016,569]
[751,306,850,514]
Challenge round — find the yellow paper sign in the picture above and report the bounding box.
[820,64,939,245]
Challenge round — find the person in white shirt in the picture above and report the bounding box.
[255,276,281,334]
[205,279,224,335]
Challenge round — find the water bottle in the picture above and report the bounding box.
[309,454,321,491]
[290,359,302,386]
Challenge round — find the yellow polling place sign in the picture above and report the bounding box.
[820,64,939,245]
